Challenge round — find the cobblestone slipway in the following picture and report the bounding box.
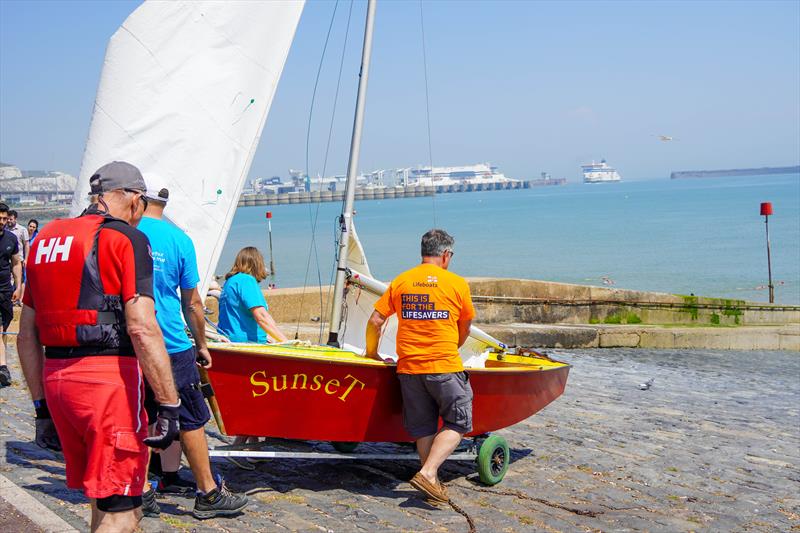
[1,347,798,532]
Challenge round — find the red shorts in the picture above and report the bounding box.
[44,356,148,499]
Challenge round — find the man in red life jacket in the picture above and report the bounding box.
[17,161,180,533]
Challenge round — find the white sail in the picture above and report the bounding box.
[70,0,305,297]
[341,224,505,368]
[346,223,372,277]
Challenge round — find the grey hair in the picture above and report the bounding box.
[421,229,455,257]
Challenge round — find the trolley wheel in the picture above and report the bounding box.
[477,435,509,485]
[331,441,359,453]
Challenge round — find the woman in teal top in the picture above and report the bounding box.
[218,247,287,343]
[217,246,288,469]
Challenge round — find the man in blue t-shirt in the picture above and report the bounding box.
[138,181,247,520]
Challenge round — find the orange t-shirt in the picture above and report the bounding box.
[374,263,475,374]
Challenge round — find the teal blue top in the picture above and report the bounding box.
[137,217,199,354]
[217,272,268,343]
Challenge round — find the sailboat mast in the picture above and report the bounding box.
[327,0,377,347]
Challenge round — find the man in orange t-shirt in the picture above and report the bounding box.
[366,229,475,503]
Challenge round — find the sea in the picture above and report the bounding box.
[216,173,800,305]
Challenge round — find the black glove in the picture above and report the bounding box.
[33,399,62,452]
[143,402,181,449]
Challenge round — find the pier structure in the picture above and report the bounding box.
[237,178,565,207]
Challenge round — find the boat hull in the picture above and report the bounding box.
[205,344,569,442]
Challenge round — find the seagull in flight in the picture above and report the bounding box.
[653,134,678,142]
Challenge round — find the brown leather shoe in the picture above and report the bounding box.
[438,481,449,500]
[410,472,449,503]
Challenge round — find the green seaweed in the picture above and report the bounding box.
[710,313,720,325]
[626,312,642,324]
[681,295,700,320]
[604,314,622,324]
[721,299,744,325]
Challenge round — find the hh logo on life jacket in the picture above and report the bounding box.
[35,236,74,264]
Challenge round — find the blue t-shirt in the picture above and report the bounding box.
[137,217,200,354]
[217,272,269,343]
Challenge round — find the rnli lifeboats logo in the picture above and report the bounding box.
[250,372,365,402]
[400,293,449,320]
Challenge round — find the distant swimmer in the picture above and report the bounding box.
[652,134,678,142]
[601,276,615,286]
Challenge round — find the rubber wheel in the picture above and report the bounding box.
[477,435,509,485]
[331,441,359,453]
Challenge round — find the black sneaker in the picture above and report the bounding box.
[192,480,248,520]
[0,365,11,387]
[158,474,195,494]
[142,487,160,517]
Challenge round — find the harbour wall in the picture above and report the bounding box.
[203,278,799,351]
[466,278,799,327]
[237,179,566,207]
[670,165,800,179]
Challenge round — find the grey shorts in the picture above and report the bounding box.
[397,371,473,438]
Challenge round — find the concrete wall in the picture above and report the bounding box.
[467,278,799,327]
[481,324,800,351]
[205,286,331,326]
[206,278,799,328]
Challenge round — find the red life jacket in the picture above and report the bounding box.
[27,213,133,357]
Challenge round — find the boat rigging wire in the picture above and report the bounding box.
[297,0,339,339]
[296,0,354,340]
[320,0,356,342]
[419,0,437,227]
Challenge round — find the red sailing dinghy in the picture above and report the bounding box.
[204,241,570,484]
[206,342,570,444]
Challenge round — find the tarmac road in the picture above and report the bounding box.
[1,347,798,532]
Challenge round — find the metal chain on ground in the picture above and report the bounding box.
[454,482,602,517]
[447,496,477,533]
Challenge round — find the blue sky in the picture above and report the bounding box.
[1,0,798,182]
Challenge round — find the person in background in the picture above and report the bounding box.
[18,219,39,304]
[7,210,29,265]
[27,219,39,244]
[217,247,287,344]
[0,203,21,387]
[137,178,248,519]
[365,229,475,504]
[7,210,29,301]
[217,246,287,468]
[17,161,180,532]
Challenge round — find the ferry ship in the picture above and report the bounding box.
[582,159,621,183]
[396,163,519,187]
